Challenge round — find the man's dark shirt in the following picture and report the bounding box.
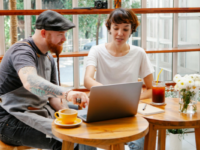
[0,37,57,121]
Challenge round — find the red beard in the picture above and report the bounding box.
[46,33,64,56]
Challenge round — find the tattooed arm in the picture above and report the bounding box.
[19,66,65,98]
[18,66,89,108]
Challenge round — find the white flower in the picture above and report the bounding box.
[192,74,198,81]
[195,81,200,88]
[174,84,180,91]
[184,74,189,78]
[195,75,200,81]
[189,74,195,80]
[176,77,185,83]
[178,79,187,89]
[186,78,195,88]
[173,74,182,83]
[190,85,198,93]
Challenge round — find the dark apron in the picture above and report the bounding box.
[0,43,59,140]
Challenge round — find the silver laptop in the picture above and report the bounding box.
[78,82,143,123]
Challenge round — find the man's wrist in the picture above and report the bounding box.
[64,90,72,100]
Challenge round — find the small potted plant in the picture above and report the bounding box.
[167,129,187,150]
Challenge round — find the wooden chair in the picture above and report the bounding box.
[0,140,42,150]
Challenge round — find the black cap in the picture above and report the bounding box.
[35,10,75,31]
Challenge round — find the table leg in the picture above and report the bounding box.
[107,143,124,150]
[144,124,157,150]
[157,129,166,150]
[195,128,200,150]
[62,140,74,150]
[144,129,149,150]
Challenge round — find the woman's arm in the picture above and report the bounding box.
[84,66,103,90]
[140,73,154,100]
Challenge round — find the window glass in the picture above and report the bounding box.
[146,0,173,81]
[179,0,200,8]
[129,16,141,47]
[78,14,107,86]
[78,0,108,87]
[4,0,36,49]
[42,0,72,9]
[146,0,173,82]
[177,0,200,76]
[122,0,141,9]
[55,57,74,87]
[146,13,173,81]
[78,14,108,52]
[177,52,199,76]
[147,0,173,8]
[122,0,141,47]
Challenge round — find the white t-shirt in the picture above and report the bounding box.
[86,44,154,85]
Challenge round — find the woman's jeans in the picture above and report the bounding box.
[0,116,96,150]
[127,137,145,150]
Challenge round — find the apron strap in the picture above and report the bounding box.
[16,41,51,60]
[16,41,32,47]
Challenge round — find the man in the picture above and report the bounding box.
[0,10,95,150]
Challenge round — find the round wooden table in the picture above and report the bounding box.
[52,116,149,150]
[141,98,200,150]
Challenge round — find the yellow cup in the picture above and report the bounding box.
[54,109,78,124]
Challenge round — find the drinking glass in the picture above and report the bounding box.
[152,81,165,105]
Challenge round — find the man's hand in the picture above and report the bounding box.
[67,91,89,108]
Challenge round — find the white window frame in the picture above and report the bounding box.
[24,0,32,39]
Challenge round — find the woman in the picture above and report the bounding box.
[84,8,154,100]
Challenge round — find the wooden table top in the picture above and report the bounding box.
[52,116,149,148]
[140,98,200,127]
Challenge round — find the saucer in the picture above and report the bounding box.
[150,102,166,106]
[54,118,82,127]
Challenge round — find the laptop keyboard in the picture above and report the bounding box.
[80,114,87,120]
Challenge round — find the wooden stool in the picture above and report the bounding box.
[0,140,42,150]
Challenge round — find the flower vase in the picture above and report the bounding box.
[169,134,182,150]
[179,91,197,114]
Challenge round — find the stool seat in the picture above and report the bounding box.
[0,140,42,150]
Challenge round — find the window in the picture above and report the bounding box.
[1,0,200,89]
[4,0,36,49]
[146,0,173,81]
[177,0,200,76]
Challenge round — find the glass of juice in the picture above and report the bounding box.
[152,81,165,105]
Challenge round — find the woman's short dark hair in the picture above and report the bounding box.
[105,8,140,34]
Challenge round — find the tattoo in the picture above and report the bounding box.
[21,67,36,74]
[30,87,46,97]
[28,75,63,98]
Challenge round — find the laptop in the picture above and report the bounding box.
[78,82,143,123]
